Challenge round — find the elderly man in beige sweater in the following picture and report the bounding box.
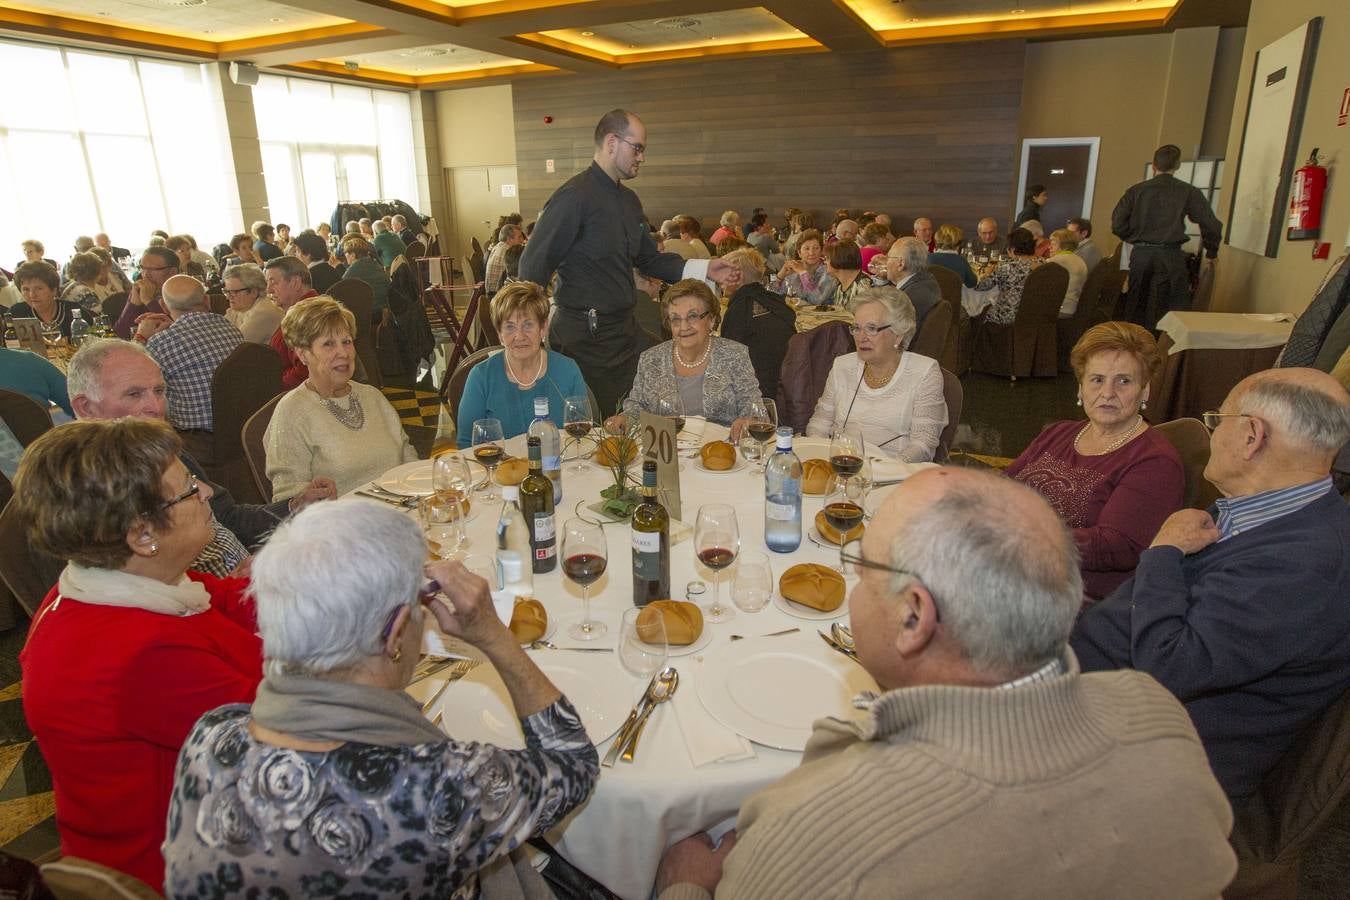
[656,468,1236,900]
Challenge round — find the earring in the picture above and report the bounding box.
[389,647,402,663]
[1141,400,1148,410]
[149,543,159,556]
[1075,396,1082,407]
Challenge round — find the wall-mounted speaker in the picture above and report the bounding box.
[228,61,259,86]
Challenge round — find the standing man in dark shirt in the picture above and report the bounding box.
[1112,144,1222,331]
[521,108,738,417]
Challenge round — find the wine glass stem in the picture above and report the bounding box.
[712,574,721,614]
[581,585,592,632]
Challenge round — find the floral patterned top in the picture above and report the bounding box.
[976,256,1040,325]
[162,698,598,899]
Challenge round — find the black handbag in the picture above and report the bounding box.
[528,838,621,900]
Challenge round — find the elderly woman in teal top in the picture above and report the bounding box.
[456,281,589,448]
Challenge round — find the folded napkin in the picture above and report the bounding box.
[678,416,708,443]
[673,665,756,767]
[1243,312,1296,323]
[868,458,939,483]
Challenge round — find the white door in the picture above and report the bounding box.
[446,164,520,261]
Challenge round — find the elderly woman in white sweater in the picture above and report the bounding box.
[264,296,416,498]
[806,286,947,461]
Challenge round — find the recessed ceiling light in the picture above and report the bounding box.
[908,17,919,22]
[655,17,699,29]
[581,31,594,36]
[269,16,282,22]
[151,0,207,7]
[96,10,110,15]
[1011,7,1025,12]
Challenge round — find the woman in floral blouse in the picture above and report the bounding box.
[976,227,1041,325]
[164,499,598,898]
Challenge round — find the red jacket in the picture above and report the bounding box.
[270,289,319,388]
[20,572,262,891]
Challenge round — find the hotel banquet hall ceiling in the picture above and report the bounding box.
[0,0,1249,89]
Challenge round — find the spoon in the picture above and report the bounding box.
[831,622,856,652]
[621,667,679,763]
[531,638,612,653]
[818,629,858,661]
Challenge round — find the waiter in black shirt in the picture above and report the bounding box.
[521,109,737,417]
[1112,144,1222,331]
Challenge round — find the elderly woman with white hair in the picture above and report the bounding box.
[806,286,947,461]
[221,262,283,344]
[164,498,599,897]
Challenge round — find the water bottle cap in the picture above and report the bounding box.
[534,397,549,415]
[775,425,793,449]
[502,484,519,502]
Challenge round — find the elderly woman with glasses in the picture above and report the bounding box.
[164,499,598,897]
[220,262,284,344]
[605,278,761,437]
[10,261,82,341]
[17,418,262,891]
[806,286,947,461]
[456,280,589,448]
[1006,322,1182,600]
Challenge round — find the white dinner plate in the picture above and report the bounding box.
[665,623,714,658]
[696,637,876,750]
[693,455,747,475]
[434,654,631,750]
[791,436,833,462]
[772,582,850,621]
[376,458,487,497]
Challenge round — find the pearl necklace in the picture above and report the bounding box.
[1074,415,1144,455]
[505,350,544,389]
[674,339,712,369]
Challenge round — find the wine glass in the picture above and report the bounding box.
[470,418,505,503]
[745,398,778,473]
[563,394,594,473]
[562,518,608,641]
[419,493,467,560]
[829,424,865,479]
[654,391,684,436]
[822,475,868,573]
[732,551,773,613]
[432,451,473,515]
[694,503,739,624]
[618,608,668,678]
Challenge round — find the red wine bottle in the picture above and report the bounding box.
[631,460,670,606]
[519,436,556,573]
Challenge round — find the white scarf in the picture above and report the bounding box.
[57,562,212,617]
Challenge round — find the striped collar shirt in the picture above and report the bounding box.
[999,653,1069,690]
[1214,477,1333,542]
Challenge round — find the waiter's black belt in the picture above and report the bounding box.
[1132,241,1184,248]
[554,304,633,322]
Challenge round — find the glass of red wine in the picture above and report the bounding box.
[822,475,867,573]
[471,418,505,503]
[830,424,865,479]
[563,394,594,473]
[746,397,778,473]
[694,503,739,623]
[562,517,608,641]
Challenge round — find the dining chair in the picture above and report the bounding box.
[446,345,500,423]
[0,388,54,447]
[1056,259,1110,372]
[971,263,1068,382]
[242,392,285,503]
[1225,686,1350,900]
[935,367,963,463]
[207,292,229,316]
[210,343,284,504]
[909,300,951,364]
[99,291,128,325]
[1098,243,1127,320]
[41,855,165,899]
[326,278,382,389]
[1152,417,1221,510]
[0,498,64,618]
[775,321,855,434]
[405,239,426,262]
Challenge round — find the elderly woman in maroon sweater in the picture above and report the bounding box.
[1005,322,1183,599]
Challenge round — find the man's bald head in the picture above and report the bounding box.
[161,274,207,315]
[854,468,1081,687]
[835,219,859,242]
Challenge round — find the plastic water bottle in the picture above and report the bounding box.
[527,396,563,504]
[764,426,802,552]
[495,485,533,596]
[69,309,88,347]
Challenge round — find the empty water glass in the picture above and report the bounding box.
[419,493,466,559]
[618,607,668,678]
[732,551,773,613]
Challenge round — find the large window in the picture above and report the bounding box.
[0,40,235,264]
[253,74,417,233]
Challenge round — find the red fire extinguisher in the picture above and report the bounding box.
[1287,148,1327,241]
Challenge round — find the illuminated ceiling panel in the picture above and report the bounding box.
[845,0,1181,42]
[1,0,348,42]
[319,42,528,76]
[533,7,813,60]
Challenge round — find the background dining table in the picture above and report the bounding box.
[378,423,932,899]
[1150,310,1294,422]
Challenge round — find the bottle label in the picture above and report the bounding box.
[765,501,796,521]
[533,513,556,560]
[631,528,660,553]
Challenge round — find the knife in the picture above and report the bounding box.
[602,673,659,768]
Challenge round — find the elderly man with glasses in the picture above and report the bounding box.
[1073,367,1350,800]
[656,468,1236,899]
[112,245,178,339]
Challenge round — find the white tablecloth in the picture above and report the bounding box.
[961,285,998,318]
[384,427,927,899]
[1156,311,1295,355]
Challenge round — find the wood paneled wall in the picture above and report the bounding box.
[513,41,1027,237]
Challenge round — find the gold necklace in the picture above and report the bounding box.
[863,356,900,388]
[1074,415,1144,455]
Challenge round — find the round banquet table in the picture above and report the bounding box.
[377,423,929,899]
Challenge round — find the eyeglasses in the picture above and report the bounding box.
[617,136,646,155]
[841,540,941,621]
[140,264,175,273]
[222,287,255,297]
[1201,410,1252,431]
[158,474,201,511]
[500,320,540,336]
[667,311,711,328]
[847,323,894,338]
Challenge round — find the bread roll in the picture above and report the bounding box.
[801,458,833,495]
[495,457,529,485]
[508,598,548,644]
[815,510,864,545]
[596,436,637,467]
[636,599,704,646]
[700,440,736,471]
[779,563,846,612]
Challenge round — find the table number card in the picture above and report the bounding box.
[638,411,681,521]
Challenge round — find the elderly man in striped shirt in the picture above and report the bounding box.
[1073,367,1350,799]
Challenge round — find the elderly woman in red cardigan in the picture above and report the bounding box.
[17,418,262,892]
[1005,321,1183,600]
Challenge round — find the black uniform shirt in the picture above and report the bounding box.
[1111,173,1223,258]
[520,161,688,314]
